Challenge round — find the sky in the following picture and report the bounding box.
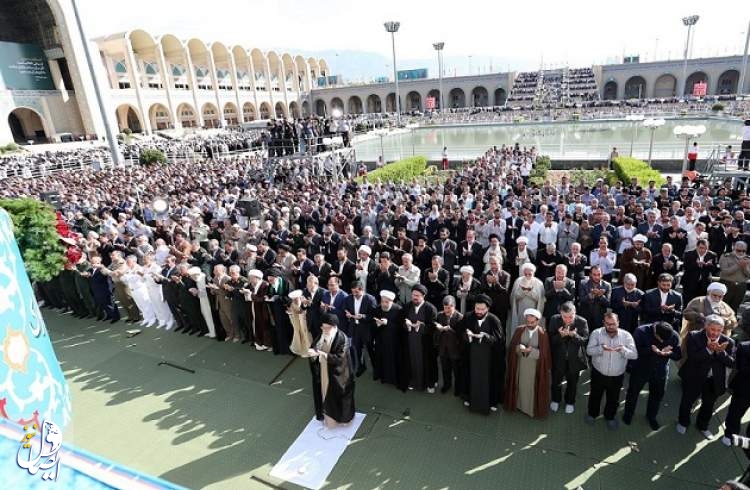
[78,0,750,80]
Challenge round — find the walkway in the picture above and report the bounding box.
[47,311,748,489]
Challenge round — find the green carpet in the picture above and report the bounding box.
[46,310,748,489]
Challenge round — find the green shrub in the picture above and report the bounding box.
[529,155,551,186]
[711,103,725,112]
[612,156,665,187]
[0,142,20,154]
[361,155,428,183]
[139,148,167,166]
[122,127,133,135]
[569,168,618,187]
[0,198,66,282]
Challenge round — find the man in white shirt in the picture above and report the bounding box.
[589,237,617,280]
[585,312,637,430]
[521,215,541,255]
[538,212,558,249]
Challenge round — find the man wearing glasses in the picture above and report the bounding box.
[719,241,750,313]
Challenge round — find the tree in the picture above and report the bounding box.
[139,148,167,166]
[0,199,65,282]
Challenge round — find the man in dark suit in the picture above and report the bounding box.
[458,229,484,275]
[637,212,663,256]
[623,322,682,430]
[649,243,680,289]
[320,276,349,330]
[255,240,277,273]
[422,255,450,307]
[640,273,683,331]
[543,264,576,319]
[309,253,332,288]
[504,209,524,251]
[89,256,120,323]
[302,275,325,339]
[661,217,688,258]
[723,340,750,446]
[393,227,414,265]
[435,295,464,395]
[373,252,399,297]
[609,273,644,334]
[331,247,356,293]
[547,302,589,413]
[157,256,184,331]
[677,315,736,438]
[578,266,611,333]
[432,227,458,274]
[681,239,719,304]
[343,281,378,377]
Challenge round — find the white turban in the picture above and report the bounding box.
[633,234,647,243]
[288,289,303,299]
[521,262,537,274]
[460,265,474,275]
[516,236,528,244]
[248,269,263,279]
[524,308,542,319]
[707,282,727,295]
[187,267,202,276]
[380,290,396,301]
[358,245,372,256]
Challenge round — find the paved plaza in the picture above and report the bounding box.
[47,310,748,490]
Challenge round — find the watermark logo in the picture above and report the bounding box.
[16,420,62,481]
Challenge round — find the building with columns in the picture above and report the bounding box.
[0,1,748,144]
[96,30,328,134]
[311,55,749,116]
[0,0,328,144]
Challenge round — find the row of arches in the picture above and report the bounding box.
[603,69,740,100]
[316,87,509,116]
[114,100,312,132]
[121,30,329,96]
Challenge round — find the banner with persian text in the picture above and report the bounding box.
[0,41,55,91]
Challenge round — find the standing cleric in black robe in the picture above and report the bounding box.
[308,313,355,426]
[402,284,439,393]
[461,294,506,414]
[372,290,403,388]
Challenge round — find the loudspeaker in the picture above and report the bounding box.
[40,192,62,210]
[237,199,261,219]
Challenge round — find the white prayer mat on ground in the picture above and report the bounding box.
[270,413,366,490]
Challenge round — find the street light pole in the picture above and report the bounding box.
[643,118,665,166]
[681,15,700,97]
[384,22,401,127]
[739,21,750,95]
[71,0,121,166]
[433,42,445,113]
[625,114,644,156]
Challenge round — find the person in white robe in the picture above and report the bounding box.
[188,267,217,338]
[143,253,174,329]
[121,255,156,327]
[508,262,545,344]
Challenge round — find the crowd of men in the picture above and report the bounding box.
[5,120,750,479]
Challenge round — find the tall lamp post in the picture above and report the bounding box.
[681,15,700,97]
[643,118,665,166]
[384,21,401,127]
[673,124,706,173]
[433,42,445,113]
[71,0,121,166]
[739,21,750,95]
[625,114,644,156]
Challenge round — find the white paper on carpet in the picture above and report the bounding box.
[269,413,366,490]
